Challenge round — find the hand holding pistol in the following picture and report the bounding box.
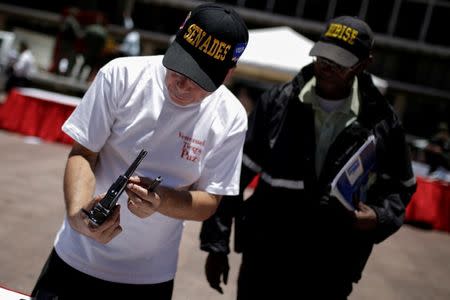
[82,149,148,227]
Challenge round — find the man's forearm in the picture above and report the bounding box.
[63,145,98,217]
[155,187,221,221]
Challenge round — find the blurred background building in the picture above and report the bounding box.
[0,0,449,139]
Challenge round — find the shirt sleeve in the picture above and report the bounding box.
[62,70,116,152]
[195,111,247,196]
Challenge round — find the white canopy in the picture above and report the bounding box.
[236,26,388,93]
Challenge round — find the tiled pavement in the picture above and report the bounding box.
[0,130,449,300]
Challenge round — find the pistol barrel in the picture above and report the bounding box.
[124,149,148,178]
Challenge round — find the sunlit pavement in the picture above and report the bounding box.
[0,130,449,300]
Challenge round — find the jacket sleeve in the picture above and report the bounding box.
[199,86,276,254]
[199,165,256,254]
[368,116,417,243]
[199,194,241,254]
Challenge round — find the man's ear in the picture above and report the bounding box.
[357,53,373,72]
[223,67,236,85]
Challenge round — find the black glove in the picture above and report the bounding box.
[205,252,229,294]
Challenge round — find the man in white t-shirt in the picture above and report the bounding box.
[4,41,36,92]
[31,3,248,299]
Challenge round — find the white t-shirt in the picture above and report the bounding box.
[56,55,247,284]
[13,49,36,78]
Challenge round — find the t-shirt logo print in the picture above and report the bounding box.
[178,132,205,163]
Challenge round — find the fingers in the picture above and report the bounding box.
[354,202,371,216]
[206,272,223,294]
[128,175,141,183]
[128,176,162,193]
[205,253,228,294]
[127,182,160,205]
[127,197,151,218]
[126,181,160,218]
[100,207,122,243]
[353,203,377,231]
[92,192,107,203]
[205,269,220,290]
[127,182,149,198]
[126,188,156,218]
[84,205,123,244]
[211,284,223,294]
[128,175,150,186]
[76,193,125,244]
[205,261,222,294]
[223,266,229,285]
[358,202,371,212]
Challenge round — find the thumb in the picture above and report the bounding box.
[93,192,107,202]
[215,285,224,294]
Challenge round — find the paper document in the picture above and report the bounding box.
[0,286,30,300]
[329,134,377,211]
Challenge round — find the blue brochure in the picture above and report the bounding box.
[329,134,377,211]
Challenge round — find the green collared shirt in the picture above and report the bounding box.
[299,77,360,175]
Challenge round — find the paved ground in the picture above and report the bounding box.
[0,130,450,299]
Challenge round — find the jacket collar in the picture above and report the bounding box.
[292,63,382,117]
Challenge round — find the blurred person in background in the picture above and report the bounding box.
[117,15,141,57]
[4,41,36,93]
[200,16,416,300]
[55,7,83,76]
[76,14,107,81]
[425,122,450,174]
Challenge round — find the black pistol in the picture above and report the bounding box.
[147,176,163,192]
[82,149,148,227]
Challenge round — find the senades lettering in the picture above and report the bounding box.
[183,24,231,61]
[325,23,358,45]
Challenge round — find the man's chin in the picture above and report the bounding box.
[169,93,191,106]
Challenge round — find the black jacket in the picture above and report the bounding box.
[201,64,416,284]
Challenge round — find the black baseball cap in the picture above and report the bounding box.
[163,3,249,92]
[309,16,374,68]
